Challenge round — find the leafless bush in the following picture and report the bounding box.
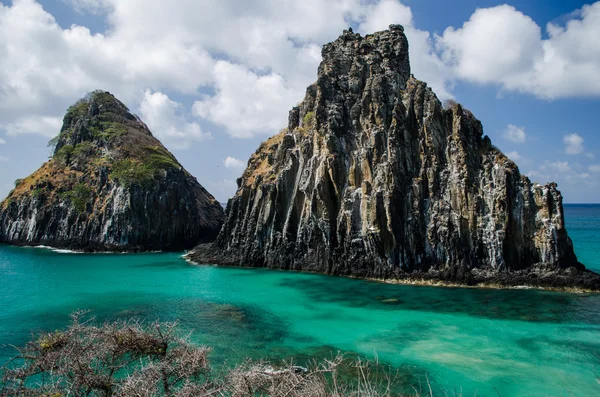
[0,311,213,397]
[0,312,439,397]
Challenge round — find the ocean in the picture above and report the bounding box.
[0,204,599,396]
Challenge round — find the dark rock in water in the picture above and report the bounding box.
[187,27,600,290]
[0,91,224,252]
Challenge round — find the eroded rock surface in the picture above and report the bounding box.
[188,26,599,290]
[0,91,224,251]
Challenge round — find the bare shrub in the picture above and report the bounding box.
[0,311,213,397]
[0,312,440,397]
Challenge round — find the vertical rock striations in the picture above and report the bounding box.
[188,26,600,290]
[0,91,224,251]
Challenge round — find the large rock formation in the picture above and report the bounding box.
[0,91,224,252]
[188,26,600,290]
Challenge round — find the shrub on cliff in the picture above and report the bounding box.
[0,312,430,397]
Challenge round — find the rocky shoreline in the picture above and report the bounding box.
[185,244,600,292]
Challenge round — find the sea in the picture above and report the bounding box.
[0,204,599,396]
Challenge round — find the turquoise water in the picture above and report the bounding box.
[0,204,598,396]
[566,204,600,273]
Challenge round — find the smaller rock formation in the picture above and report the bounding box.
[0,91,224,251]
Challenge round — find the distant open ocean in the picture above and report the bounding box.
[564,204,600,273]
[0,204,598,396]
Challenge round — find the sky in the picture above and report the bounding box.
[0,0,599,203]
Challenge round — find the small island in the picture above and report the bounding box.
[0,91,224,252]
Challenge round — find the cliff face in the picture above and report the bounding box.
[0,91,224,251]
[188,26,600,290]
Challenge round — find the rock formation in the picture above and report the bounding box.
[0,91,224,251]
[188,26,600,290]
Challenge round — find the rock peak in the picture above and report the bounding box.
[53,90,149,155]
[321,25,410,85]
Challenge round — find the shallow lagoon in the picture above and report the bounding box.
[0,204,599,396]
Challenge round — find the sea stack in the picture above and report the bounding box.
[187,26,600,290]
[0,91,224,251]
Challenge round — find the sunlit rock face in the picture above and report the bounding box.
[0,91,224,252]
[188,26,599,290]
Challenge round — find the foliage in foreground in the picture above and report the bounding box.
[0,312,437,397]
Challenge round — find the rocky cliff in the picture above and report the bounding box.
[0,91,224,252]
[188,26,600,290]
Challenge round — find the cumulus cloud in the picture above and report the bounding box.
[4,116,62,137]
[563,133,584,155]
[0,156,8,162]
[139,90,211,149]
[504,124,527,143]
[0,0,215,125]
[437,2,600,99]
[223,157,246,170]
[0,138,5,144]
[548,161,572,173]
[206,178,238,200]
[192,61,302,138]
[589,165,600,173]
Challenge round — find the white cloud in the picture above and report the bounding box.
[504,124,527,143]
[0,156,8,162]
[192,61,304,138]
[563,133,584,155]
[139,90,211,149]
[4,116,62,137]
[0,0,214,137]
[589,165,600,173]
[223,157,246,170]
[206,178,237,200]
[0,138,5,144]
[437,2,600,99]
[548,161,571,173]
[438,5,541,87]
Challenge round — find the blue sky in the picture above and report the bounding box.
[0,0,599,203]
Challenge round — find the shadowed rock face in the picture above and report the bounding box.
[188,26,599,290]
[0,91,224,252]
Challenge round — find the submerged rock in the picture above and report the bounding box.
[187,26,600,290]
[0,91,224,251]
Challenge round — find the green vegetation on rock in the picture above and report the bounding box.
[54,144,74,166]
[71,141,95,163]
[111,159,156,187]
[303,111,315,127]
[61,183,93,213]
[65,99,89,121]
[91,121,127,142]
[110,146,180,187]
[32,188,45,200]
